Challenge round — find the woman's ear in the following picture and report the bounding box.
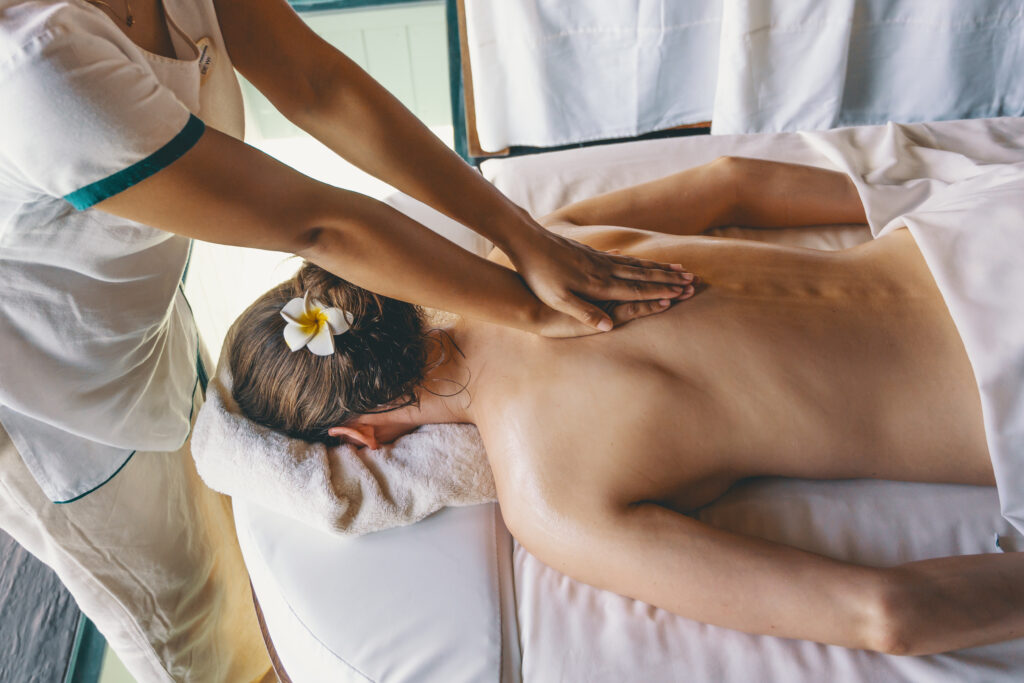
[327,424,379,450]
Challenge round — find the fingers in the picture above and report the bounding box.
[552,280,699,335]
[593,278,696,302]
[611,263,695,286]
[552,292,614,331]
[606,252,685,273]
[609,299,673,325]
[608,283,700,325]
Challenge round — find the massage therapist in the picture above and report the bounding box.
[0,0,692,679]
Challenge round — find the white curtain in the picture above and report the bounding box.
[712,0,1024,134]
[464,0,1024,149]
[465,0,722,150]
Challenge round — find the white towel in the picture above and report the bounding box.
[191,360,496,536]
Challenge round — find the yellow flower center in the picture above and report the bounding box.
[294,307,327,335]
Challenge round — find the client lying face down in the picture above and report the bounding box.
[228,157,1024,656]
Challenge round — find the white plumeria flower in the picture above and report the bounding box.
[280,291,354,356]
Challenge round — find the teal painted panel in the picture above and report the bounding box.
[290,0,423,11]
[66,617,105,683]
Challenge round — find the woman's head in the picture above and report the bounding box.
[227,262,430,444]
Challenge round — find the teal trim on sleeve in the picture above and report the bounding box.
[63,114,205,210]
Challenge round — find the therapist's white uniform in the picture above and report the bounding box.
[0,0,272,680]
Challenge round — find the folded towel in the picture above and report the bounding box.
[191,360,496,536]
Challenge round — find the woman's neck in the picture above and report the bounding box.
[388,323,485,427]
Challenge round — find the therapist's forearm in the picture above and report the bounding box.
[299,186,542,331]
[92,125,546,334]
[293,54,535,251]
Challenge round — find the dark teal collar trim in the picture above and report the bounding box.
[64,114,205,210]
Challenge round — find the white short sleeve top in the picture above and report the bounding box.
[0,0,245,501]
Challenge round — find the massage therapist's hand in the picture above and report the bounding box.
[533,292,695,338]
[506,220,696,333]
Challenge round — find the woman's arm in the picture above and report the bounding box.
[211,0,693,330]
[544,157,868,234]
[213,0,517,245]
[503,496,1024,654]
[94,127,603,337]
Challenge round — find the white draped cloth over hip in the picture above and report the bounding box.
[801,119,1024,535]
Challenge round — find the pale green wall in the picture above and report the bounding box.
[240,1,451,141]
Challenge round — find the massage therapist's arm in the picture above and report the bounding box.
[94,128,594,337]
[543,157,867,234]
[210,0,693,331]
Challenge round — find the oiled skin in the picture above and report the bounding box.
[468,226,991,516]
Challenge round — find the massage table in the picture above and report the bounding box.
[233,118,1024,682]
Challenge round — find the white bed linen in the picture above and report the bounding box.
[464,1,1024,149]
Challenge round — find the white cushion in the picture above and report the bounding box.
[237,500,518,682]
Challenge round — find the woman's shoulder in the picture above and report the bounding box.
[0,0,123,64]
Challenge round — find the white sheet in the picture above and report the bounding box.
[904,170,1024,533]
[464,1,1024,149]
[800,121,1024,534]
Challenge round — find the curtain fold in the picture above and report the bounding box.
[463,0,1024,149]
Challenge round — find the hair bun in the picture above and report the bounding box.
[294,262,383,326]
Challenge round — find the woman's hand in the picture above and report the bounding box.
[532,283,697,338]
[506,222,697,331]
[533,297,688,338]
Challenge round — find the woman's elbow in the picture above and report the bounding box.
[860,569,927,656]
[288,187,361,260]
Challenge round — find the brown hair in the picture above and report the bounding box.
[227,262,430,444]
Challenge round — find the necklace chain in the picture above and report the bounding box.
[85,0,135,27]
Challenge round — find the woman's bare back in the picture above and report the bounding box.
[448,158,1024,655]
[472,225,992,514]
